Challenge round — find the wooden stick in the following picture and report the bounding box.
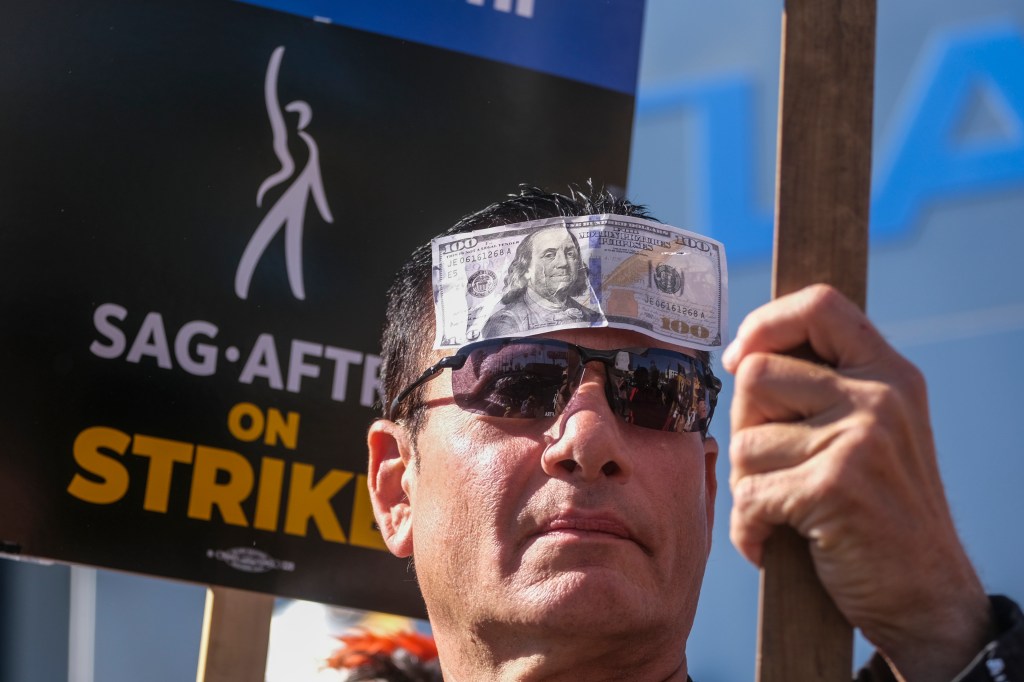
[772,0,875,309]
[757,0,876,679]
[196,586,275,682]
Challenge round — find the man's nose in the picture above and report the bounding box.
[540,365,634,482]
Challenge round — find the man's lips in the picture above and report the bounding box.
[544,517,631,538]
[529,514,653,556]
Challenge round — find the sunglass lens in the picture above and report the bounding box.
[609,349,709,433]
[451,342,577,418]
[451,341,711,434]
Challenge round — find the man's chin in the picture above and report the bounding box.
[504,569,673,634]
[519,563,654,608]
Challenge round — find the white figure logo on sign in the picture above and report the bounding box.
[235,46,334,301]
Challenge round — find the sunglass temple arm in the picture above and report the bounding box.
[386,354,468,420]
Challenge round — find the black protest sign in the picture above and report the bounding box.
[0,0,640,616]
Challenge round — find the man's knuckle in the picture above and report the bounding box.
[806,461,841,499]
[728,429,755,467]
[735,352,774,390]
[728,516,748,547]
[730,473,757,502]
[840,420,884,455]
[807,435,869,499]
[859,379,899,414]
[899,363,928,400]
[805,283,841,311]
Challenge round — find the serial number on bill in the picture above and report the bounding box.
[447,248,511,264]
[643,294,703,318]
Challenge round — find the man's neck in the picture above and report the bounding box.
[431,624,690,681]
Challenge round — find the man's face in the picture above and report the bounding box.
[525,228,582,302]
[391,328,718,644]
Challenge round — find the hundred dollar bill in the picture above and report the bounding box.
[432,214,728,351]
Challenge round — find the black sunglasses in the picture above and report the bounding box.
[388,337,721,436]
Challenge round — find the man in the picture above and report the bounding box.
[367,185,1021,680]
[481,225,602,338]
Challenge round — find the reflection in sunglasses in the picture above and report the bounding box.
[388,337,720,436]
[443,338,720,435]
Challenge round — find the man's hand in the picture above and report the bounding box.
[723,284,992,681]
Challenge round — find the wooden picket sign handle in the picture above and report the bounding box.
[757,0,876,680]
[196,586,275,682]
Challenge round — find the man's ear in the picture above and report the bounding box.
[703,435,719,545]
[367,419,416,558]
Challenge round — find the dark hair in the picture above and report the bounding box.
[379,182,665,437]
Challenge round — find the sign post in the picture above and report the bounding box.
[196,587,274,682]
[758,0,876,679]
